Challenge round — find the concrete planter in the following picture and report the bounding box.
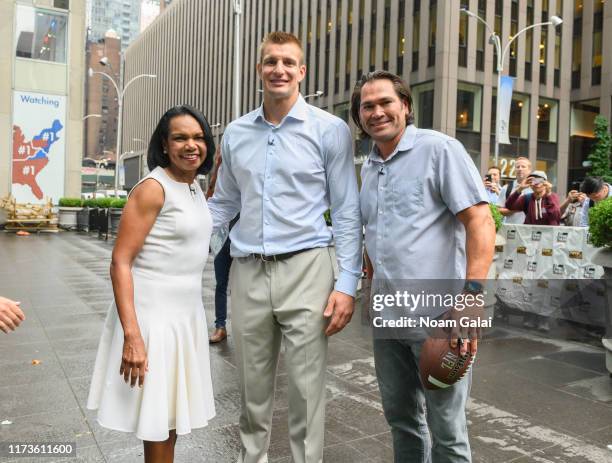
[58,207,83,230]
[592,247,612,376]
[109,208,123,235]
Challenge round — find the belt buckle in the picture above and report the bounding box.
[259,254,275,263]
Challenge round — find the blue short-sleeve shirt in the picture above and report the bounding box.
[360,124,489,280]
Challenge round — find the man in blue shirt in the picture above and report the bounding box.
[352,71,495,462]
[208,32,362,463]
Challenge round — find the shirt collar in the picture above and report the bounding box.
[367,124,417,164]
[253,94,308,124]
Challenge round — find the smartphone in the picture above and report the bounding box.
[485,174,492,182]
[571,181,581,191]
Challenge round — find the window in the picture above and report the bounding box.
[537,98,558,142]
[412,82,434,129]
[15,5,68,63]
[458,0,468,67]
[592,6,603,86]
[539,29,547,85]
[397,0,405,75]
[456,83,482,133]
[54,0,69,9]
[428,2,437,67]
[572,16,581,89]
[476,0,486,71]
[493,0,502,73]
[412,2,420,71]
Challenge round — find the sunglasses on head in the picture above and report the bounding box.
[530,177,545,185]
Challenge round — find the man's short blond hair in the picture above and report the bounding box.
[515,156,531,167]
[259,31,304,63]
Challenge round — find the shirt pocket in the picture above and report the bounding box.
[392,179,424,217]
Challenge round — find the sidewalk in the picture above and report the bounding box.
[1,232,611,462]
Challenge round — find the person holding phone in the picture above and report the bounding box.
[484,166,501,203]
[560,182,587,227]
[505,171,560,226]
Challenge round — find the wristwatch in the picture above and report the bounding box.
[463,280,484,295]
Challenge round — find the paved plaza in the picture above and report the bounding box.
[1,232,612,462]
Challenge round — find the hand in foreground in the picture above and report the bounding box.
[120,334,148,387]
[484,181,500,194]
[323,290,355,336]
[445,300,484,357]
[0,297,25,333]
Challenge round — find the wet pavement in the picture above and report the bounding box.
[1,232,612,462]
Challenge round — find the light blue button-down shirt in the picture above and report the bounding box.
[360,125,489,282]
[579,183,611,227]
[208,95,363,296]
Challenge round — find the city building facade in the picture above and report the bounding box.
[121,0,612,194]
[84,30,121,162]
[1,0,87,203]
[89,0,141,51]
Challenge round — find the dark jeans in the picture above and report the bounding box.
[373,338,472,463]
[213,236,232,328]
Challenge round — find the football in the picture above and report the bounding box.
[419,337,475,390]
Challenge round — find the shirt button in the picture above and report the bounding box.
[265,220,269,225]
[379,210,383,215]
[377,260,382,265]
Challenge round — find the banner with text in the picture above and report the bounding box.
[498,76,514,145]
[11,91,66,203]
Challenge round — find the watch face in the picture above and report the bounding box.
[464,281,484,294]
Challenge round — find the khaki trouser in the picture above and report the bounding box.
[230,247,336,463]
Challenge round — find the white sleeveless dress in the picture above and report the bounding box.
[87,166,216,441]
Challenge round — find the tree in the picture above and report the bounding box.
[586,115,612,183]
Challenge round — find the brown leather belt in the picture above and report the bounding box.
[250,248,312,262]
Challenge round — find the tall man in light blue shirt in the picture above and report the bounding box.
[352,71,495,462]
[208,32,362,463]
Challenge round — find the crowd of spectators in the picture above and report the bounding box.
[485,157,610,229]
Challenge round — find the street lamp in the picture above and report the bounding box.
[210,123,221,150]
[304,90,324,100]
[88,63,157,197]
[460,8,562,166]
[232,0,242,119]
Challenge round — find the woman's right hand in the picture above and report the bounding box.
[120,334,148,387]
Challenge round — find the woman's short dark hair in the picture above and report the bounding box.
[148,105,215,176]
[580,176,605,195]
[350,70,415,138]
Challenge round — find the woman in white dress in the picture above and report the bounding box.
[87,105,216,462]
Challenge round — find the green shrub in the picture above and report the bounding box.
[58,197,83,207]
[588,197,612,248]
[109,198,127,209]
[84,198,97,208]
[489,203,503,232]
[323,209,332,226]
[94,197,114,208]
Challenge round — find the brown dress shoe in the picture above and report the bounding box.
[209,327,227,343]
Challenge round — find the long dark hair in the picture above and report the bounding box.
[147,105,215,175]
